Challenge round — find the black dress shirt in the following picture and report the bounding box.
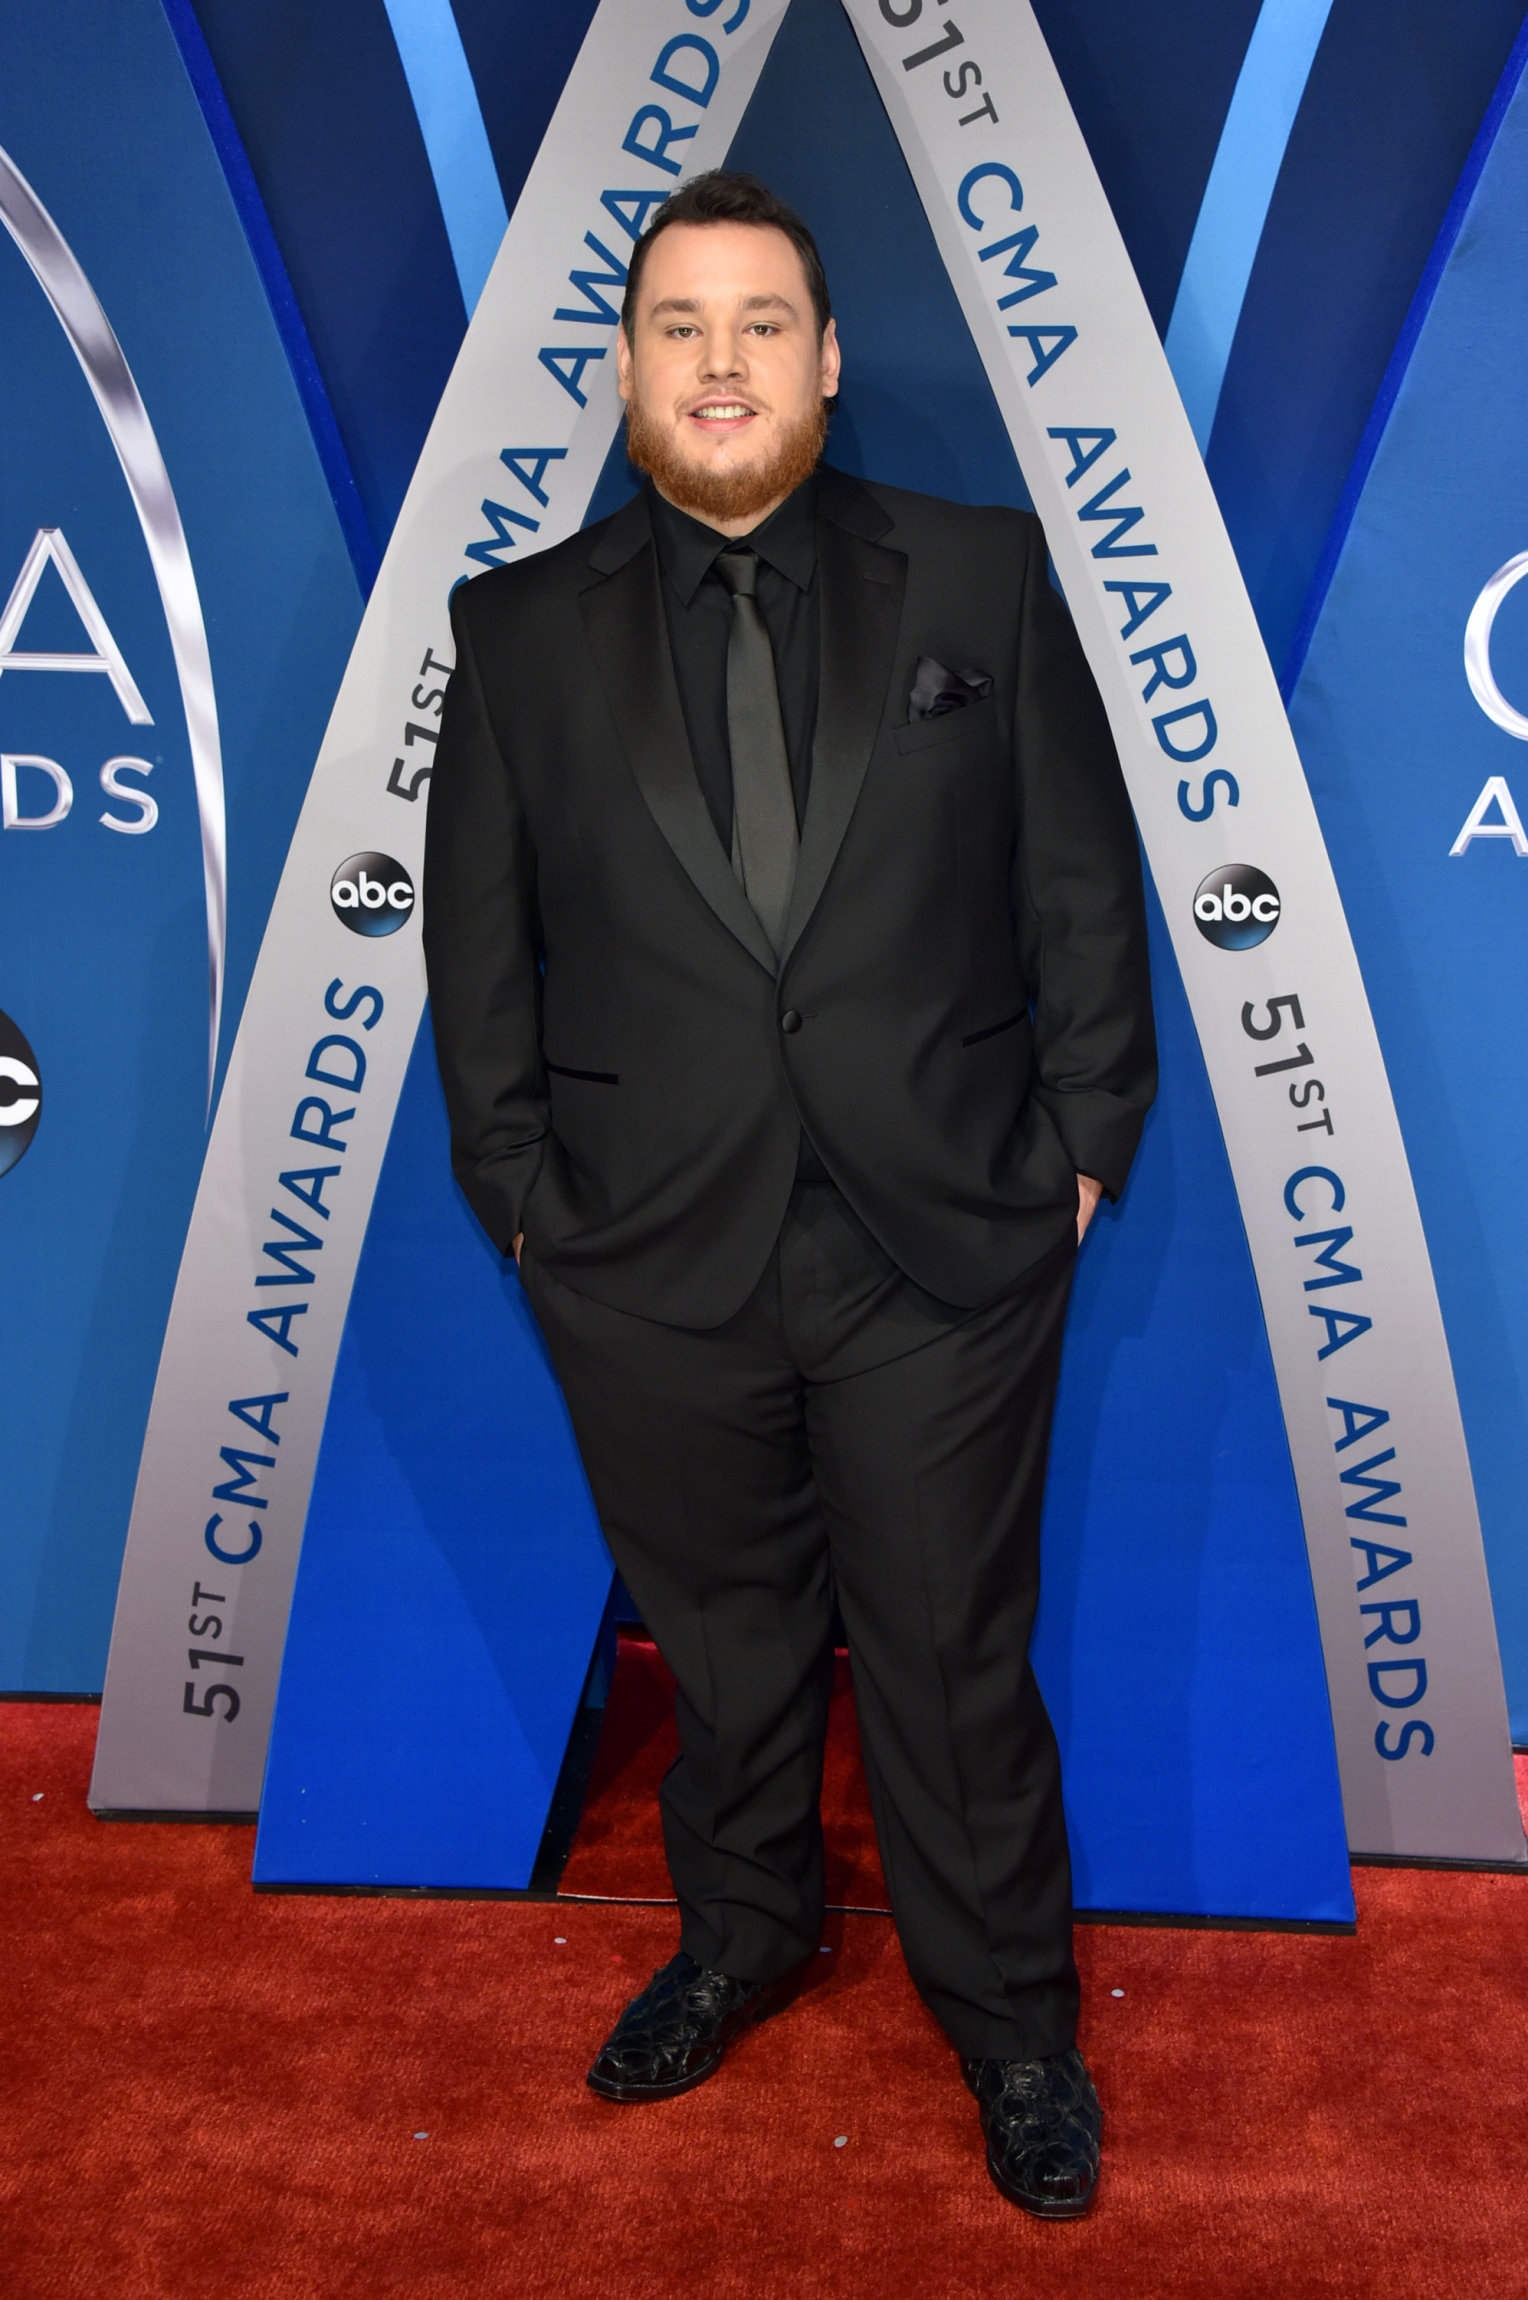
[647,474,820,852]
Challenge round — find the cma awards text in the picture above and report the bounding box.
[0,526,161,834]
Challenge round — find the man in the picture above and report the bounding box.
[423,171,1154,2220]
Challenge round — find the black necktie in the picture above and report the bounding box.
[715,548,798,958]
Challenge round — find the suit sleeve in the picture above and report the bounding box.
[1011,518,1157,1198]
[421,589,548,1253]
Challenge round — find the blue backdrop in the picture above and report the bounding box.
[0,0,360,1694]
[1288,25,1528,1741]
[6,0,1526,1911]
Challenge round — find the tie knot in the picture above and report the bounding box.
[715,547,758,601]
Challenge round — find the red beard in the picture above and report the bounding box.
[624,394,829,527]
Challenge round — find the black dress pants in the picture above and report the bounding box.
[523,1179,1080,2060]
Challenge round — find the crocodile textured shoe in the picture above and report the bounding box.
[586,1950,792,2102]
[961,2047,1102,2218]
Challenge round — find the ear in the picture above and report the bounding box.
[615,325,634,404]
[818,316,842,402]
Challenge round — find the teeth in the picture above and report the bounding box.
[694,404,752,420]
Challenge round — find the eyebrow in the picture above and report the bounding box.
[647,293,800,319]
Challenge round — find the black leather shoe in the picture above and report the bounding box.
[586,1950,790,2102]
[961,2047,1102,2218]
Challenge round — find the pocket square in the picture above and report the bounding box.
[909,655,994,721]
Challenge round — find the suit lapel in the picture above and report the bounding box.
[579,508,777,977]
[780,502,906,964]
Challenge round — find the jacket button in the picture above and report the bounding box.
[780,1008,803,1034]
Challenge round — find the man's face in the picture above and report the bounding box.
[617,219,841,534]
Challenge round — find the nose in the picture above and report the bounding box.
[699,330,745,383]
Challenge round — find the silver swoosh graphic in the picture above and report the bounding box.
[0,143,226,1106]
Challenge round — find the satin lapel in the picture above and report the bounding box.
[781,516,906,964]
[579,543,777,976]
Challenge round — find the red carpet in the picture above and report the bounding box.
[4,1680,1528,2298]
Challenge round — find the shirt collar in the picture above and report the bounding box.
[646,470,819,606]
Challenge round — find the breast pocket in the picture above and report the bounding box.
[892,694,998,757]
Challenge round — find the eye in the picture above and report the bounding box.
[746,322,780,337]
[665,323,699,339]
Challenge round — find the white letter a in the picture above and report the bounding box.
[0,527,152,723]
[1449,775,1528,856]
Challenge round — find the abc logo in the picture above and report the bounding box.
[330,852,415,938]
[1193,864,1281,951]
[0,1006,41,1178]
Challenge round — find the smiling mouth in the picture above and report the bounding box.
[689,402,757,427]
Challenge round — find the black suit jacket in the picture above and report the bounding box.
[422,466,1156,1328]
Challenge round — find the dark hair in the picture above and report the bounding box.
[619,170,832,339]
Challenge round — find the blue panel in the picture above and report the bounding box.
[1030,0,1260,338]
[254,1018,613,1887]
[188,0,468,557]
[161,0,377,593]
[451,0,601,225]
[1208,0,1524,676]
[1164,0,1336,451]
[1037,888,1353,1919]
[1287,34,1528,1737]
[0,0,360,1690]
[380,0,507,314]
[184,0,601,563]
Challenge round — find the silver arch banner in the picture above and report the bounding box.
[844,0,1522,1860]
[90,0,791,1814]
